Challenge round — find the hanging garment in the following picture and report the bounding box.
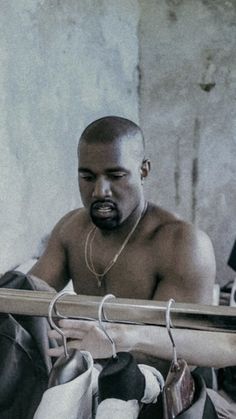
[162,358,195,418]
[48,347,88,388]
[138,372,219,419]
[96,364,164,419]
[0,270,57,419]
[207,388,236,419]
[34,358,163,419]
[174,373,218,419]
[98,352,146,402]
[34,351,99,419]
[0,313,49,419]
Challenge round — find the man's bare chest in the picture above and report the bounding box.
[66,240,159,299]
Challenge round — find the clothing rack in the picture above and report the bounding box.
[0,288,235,333]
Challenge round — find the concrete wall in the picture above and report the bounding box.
[0,0,140,272]
[139,0,236,285]
[1,0,235,286]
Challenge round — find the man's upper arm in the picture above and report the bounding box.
[154,223,216,304]
[28,221,69,291]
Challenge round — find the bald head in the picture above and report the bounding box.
[78,116,150,230]
[78,116,145,160]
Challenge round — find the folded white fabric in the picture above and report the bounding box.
[139,364,164,404]
[96,399,140,419]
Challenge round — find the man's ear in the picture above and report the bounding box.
[140,159,151,180]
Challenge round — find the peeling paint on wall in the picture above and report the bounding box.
[191,118,200,223]
[174,136,181,206]
[139,0,236,284]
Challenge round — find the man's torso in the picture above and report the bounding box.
[60,203,181,299]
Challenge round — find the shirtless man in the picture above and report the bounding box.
[29,116,216,303]
[28,119,236,416]
[29,116,220,361]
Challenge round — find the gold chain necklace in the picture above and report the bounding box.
[85,202,147,287]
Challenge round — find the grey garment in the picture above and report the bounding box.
[0,313,49,419]
[165,371,236,419]
[207,389,236,419]
[0,270,58,419]
[139,373,218,419]
[0,270,57,373]
[34,352,98,419]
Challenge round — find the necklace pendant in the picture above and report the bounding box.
[97,277,102,288]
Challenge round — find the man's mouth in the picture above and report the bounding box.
[91,202,116,217]
[90,201,121,229]
[97,207,113,213]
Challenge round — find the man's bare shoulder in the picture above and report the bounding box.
[146,202,215,266]
[53,207,89,240]
[146,202,183,235]
[147,203,216,303]
[147,202,208,242]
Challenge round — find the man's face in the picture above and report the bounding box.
[78,137,144,230]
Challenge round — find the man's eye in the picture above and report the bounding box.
[109,173,126,179]
[79,174,94,181]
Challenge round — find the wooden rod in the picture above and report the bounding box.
[0,288,235,332]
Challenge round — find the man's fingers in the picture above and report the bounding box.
[47,319,119,359]
[48,329,62,340]
[47,346,65,358]
[58,319,98,331]
[48,327,85,340]
[47,340,84,358]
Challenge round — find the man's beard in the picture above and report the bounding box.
[90,201,121,230]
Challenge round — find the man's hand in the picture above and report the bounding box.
[47,319,131,359]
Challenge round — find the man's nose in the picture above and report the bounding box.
[92,177,112,199]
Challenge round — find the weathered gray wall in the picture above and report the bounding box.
[139,0,236,285]
[1,0,235,286]
[0,0,139,272]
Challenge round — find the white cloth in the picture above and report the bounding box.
[139,364,164,403]
[96,399,140,419]
[33,351,99,419]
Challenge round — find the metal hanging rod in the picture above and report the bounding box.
[0,288,235,332]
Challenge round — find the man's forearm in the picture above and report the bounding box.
[126,324,236,368]
[47,319,236,369]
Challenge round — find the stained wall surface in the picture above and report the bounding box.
[0,0,140,272]
[139,0,236,285]
[1,0,235,286]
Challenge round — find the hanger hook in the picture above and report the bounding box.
[48,290,76,358]
[98,294,117,359]
[166,298,178,368]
